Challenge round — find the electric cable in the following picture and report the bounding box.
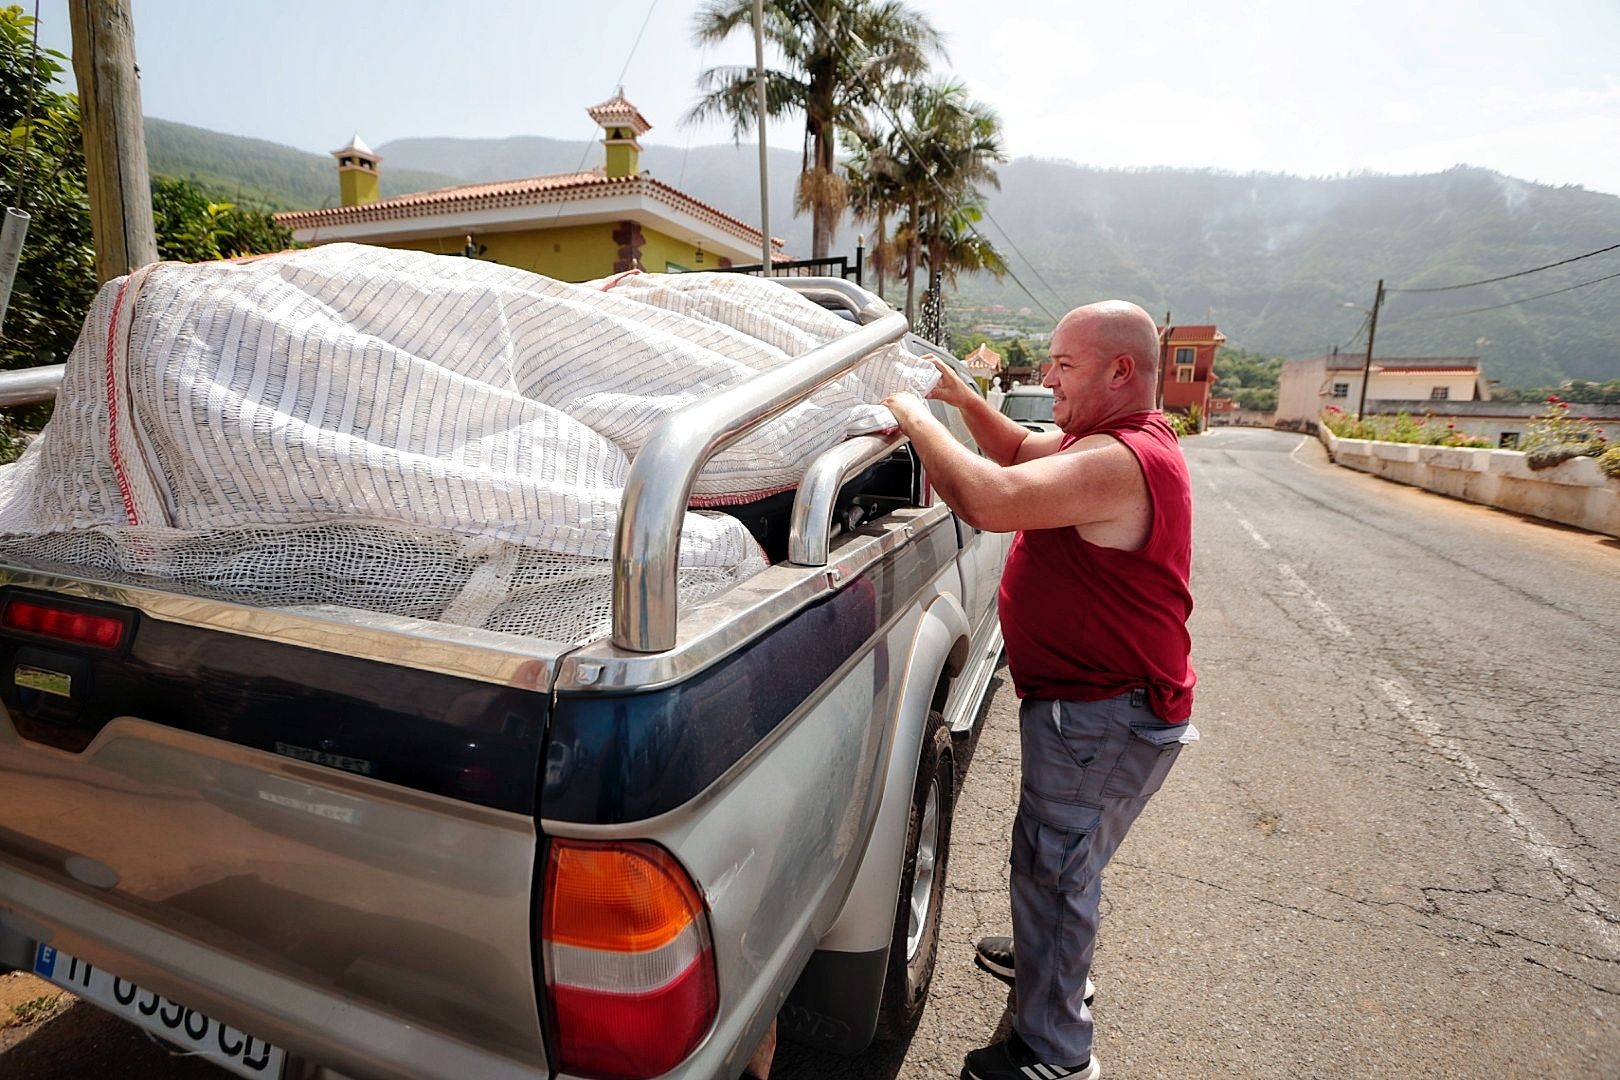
[1399,268,1620,322]
[1389,241,1620,294]
[544,0,662,247]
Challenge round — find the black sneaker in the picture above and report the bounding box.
[973,936,1095,1004]
[961,1031,1100,1080]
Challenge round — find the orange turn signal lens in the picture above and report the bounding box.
[543,840,705,953]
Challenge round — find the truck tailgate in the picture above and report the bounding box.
[0,578,557,1077]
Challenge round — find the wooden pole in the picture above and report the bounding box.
[69,0,156,283]
[1355,279,1385,420]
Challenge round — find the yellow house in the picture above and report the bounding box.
[275,90,782,280]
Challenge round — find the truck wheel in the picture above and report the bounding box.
[874,708,954,1039]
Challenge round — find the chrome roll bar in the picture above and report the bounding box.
[611,306,910,653]
[787,432,907,567]
[774,276,893,324]
[0,364,63,407]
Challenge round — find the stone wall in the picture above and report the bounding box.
[1319,427,1620,539]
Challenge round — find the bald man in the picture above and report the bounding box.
[883,302,1198,1080]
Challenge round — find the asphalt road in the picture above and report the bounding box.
[774,427,1620,1079]
[4,428,1617,1079]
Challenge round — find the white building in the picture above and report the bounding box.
[1278,355,1490,423]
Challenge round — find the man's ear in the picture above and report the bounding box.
[1109,352,1136,388]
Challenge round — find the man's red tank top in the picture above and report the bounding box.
[998,410,1196,722]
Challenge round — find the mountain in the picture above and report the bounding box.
[959,162,1620,387]
[142,119,1620,387]
[145,118,463,211]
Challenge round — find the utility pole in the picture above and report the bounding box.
[751,0,771,276]
[69,0,156,283]
[1355,279,1384,420]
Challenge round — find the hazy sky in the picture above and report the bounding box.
[31,0,1620,197]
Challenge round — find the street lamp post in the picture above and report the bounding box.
[1343,279,1385,420]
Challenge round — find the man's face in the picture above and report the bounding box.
[1042,319,1114,434]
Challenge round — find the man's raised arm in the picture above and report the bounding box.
[922,357,1064,465]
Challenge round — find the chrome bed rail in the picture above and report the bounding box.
[0,363,63,406]
[612,277,908,652]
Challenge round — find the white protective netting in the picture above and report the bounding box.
[0,244,935,643]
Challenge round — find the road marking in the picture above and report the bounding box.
[1290,435,1334,473]
[1376,678,1620,954]
[1275,563,1351,637]
[1238,519,1271,549]
[1222,501,1273,550]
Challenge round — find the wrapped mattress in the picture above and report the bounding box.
[0,244,935,643]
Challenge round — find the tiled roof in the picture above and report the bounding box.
[1324,355,1479,371]
[1165,325,1225,343]
[273,171,778,249]
[587,90,652,135]
[964,343,1002,370]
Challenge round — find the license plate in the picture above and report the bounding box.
[32,944,286,1079]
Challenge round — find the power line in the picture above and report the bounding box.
[1389,241,1620,294]
[1336,309,1372,352]
[1401,267,1620,322]
[794,4,1066,323]
[544,0,661,244]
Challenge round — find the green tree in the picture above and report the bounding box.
[688,0,942,260]
[921,201,1007,293]
[884,79,1004,322]
[1,4,95,373]
[1004,338,1030,370]
[842,125,903,300]
[1,5,290,378]
[152,177,291,263]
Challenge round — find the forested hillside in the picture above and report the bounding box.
[146,119,461,210]
[963,162,1620,387]
[144,120,1620,387]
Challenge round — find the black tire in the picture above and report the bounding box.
[873,708,955,1040]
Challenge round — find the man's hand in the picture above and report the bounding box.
[881,390,933,433]
[921,355,980,410]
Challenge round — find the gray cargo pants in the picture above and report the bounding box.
[1011,691,1197,1065]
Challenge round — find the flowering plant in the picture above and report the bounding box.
[1518,395,1609,470]
[1318,408,1490,448]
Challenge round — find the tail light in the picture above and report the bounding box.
[1,596,131,650]
[542,839,718,1079]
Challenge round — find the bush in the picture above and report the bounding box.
[0,414,24,464]
[1516,395,1607,468]
[1318,405,1491,448]
[1597,444,1620,480]
[1165,411,1197,438]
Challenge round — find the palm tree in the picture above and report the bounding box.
[687,0,942,260]
[841,124,903,299]
[886,80,1006,322]
[924,202,1008,289]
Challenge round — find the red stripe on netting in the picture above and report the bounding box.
[597,270,643,292]
[688,482,797,508]
[103,278,140,526]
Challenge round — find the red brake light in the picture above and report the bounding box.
[2,599,127,649]
[542,839,717,1079]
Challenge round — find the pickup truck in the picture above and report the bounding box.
[0,273,1008,1080]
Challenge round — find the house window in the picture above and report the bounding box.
[1331,383,1349,398]
[1175,347,1195,365]
[1499,431,1519,448]
[1176,365,1195,383]
[1430,386,1450,400]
